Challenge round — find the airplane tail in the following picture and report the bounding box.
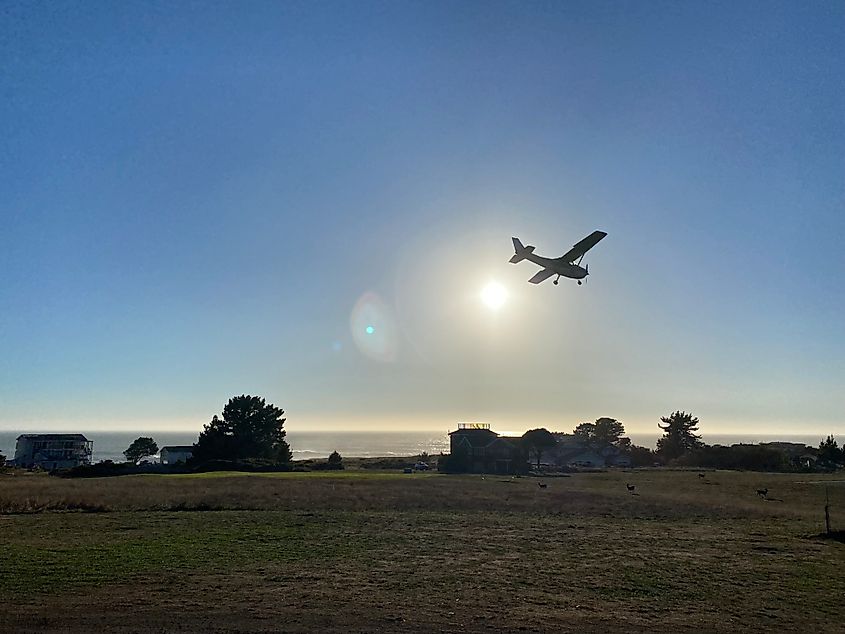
[509,237,534,263]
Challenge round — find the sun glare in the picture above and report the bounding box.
[481,281,508,310]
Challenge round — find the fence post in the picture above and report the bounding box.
[825,486,831,535]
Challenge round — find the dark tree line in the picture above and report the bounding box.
[653,412,841,471]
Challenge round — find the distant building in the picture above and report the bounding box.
[13,434,93,470]
[448,423,527,474]
[550,433,631,468]
[160,446,194,465]
[558,449,607,468]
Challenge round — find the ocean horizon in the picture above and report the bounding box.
[0,430,831,464]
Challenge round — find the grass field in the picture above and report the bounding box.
[1,468,844,632]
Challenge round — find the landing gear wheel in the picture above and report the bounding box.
[577,280,582,285]
[553,279,559,285]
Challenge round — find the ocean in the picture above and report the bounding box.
[0,431,451,463]
[0,430,829,464]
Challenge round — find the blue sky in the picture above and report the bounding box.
[1,1,843,435]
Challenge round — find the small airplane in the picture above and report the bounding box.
[510,230,607,285]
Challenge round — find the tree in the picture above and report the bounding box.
[123,437,158,464]
[193,395,291,464]
[616,437,633,451]
[627,444,655,468]
[656,411,704,461]
[327,450,344,469]
[522,428,557,469]
[574,417,626,446]
[573,422,596,441]
[818,436,843,465]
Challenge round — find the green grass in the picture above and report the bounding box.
[0,511,361,595]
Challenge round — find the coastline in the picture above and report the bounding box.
[0,430,829,465]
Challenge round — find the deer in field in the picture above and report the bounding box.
[537,482,548,489]
[756,488,768,499]
[626,483,636,494]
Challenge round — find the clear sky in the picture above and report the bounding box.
[1,1,843,436]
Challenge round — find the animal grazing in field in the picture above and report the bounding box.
[698,473,705,478]
[538,482,548,489]
[756,488,768,499]
[626,483,636,493]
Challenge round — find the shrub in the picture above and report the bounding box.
[361,457,415,470]
[191,459,292,473]
[674,445,791,471]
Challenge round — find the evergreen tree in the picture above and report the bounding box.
[327,450,344,469]
[193,395,291,463]
[818,435,843,465]
[656,411,704,460]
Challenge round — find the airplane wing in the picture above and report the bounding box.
[559,230,607,262]
[527,269,556,284]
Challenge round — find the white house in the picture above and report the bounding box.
[160,445,193,465]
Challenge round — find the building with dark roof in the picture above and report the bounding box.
[446,423,527,474]
[13,434,93,470]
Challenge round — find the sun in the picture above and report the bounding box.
[480,281,508,310]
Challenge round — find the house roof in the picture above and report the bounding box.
[450,428,520,449]
[449,428,497,437]
[161,445,194,452]
[553,434,588,449]
[17,434,90,441]
[450,429,497,445]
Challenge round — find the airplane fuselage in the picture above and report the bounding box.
[524,253,588,279]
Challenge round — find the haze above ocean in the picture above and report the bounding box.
[0,431,830,464]
[0,431,450,463]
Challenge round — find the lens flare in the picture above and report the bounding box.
[350,292,398,362]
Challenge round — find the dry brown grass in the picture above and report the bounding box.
[1,469,844,633]
[1,469,842,525]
